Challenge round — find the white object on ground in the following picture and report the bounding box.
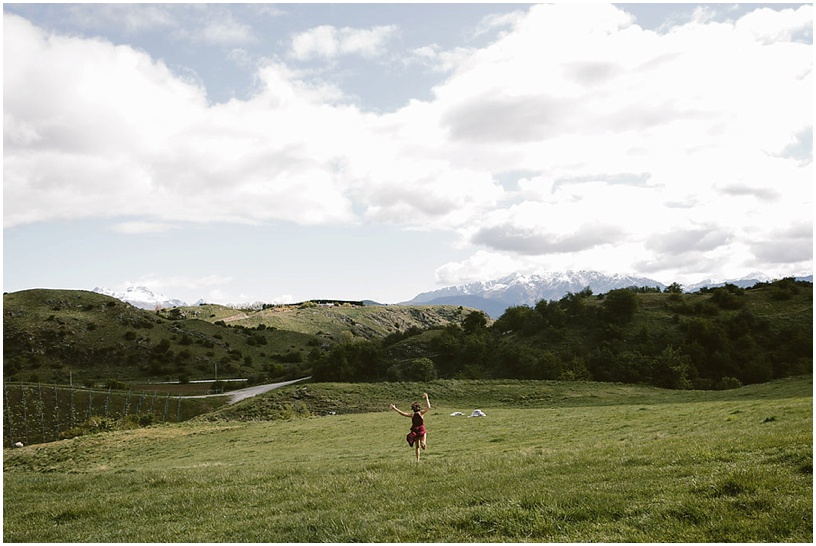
[469,409,487,417]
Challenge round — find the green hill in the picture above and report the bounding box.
[3,280,811,391]
[2,289,475,386]
[411,279,812,389]
[163,300,474,339]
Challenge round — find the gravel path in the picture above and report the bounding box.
[185,377,310,405]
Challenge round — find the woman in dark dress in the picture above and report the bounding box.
[390,392,431,462]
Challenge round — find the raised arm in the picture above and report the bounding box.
[420,392,431,414]
[389,403,412,417]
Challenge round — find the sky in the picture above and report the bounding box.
[3,2,813,305]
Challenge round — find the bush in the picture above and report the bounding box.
[59,415,115,439]
[602,289,638,324]
[59,413,156,439]
[717,376,743,390]
[408,358,438,382]
[710,284,745,310]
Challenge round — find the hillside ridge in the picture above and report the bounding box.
[3,289,476,386]
[404,270,813,317]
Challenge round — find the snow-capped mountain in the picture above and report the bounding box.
[93,286,188,310]
[685,272,813,291]
[684,272,774,292]
[404,270,812,318]
[403,271,666,318]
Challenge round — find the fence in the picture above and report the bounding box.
[3,382,188,448]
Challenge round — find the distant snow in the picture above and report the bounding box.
[93,286,187,310]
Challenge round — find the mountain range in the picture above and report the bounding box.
[402,271,666,318]
[94,271,813,318]
[404,271,813,317]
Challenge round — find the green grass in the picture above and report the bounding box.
[4,376,811,542]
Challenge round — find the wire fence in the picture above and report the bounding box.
[3,382,188,448]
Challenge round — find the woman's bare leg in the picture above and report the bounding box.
[420,433,427,450]
[415,441,421,461]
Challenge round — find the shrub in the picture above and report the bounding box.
[408,358,438,382]
[59,415,115,439]
[59,413,155,439]
[717,376,743,390]
[710,284,745,309]
[602,288,638,324]
[653,346,692,390]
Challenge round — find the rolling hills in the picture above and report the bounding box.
[2,289,477,386]
[3,278,811,391]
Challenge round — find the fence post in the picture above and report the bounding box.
[163,394,170,421]
[177,395,182,422]
[70,385,76,429]
[87,388,94,421]
[123,391,132,420]
[104,388,112,418]
[53,385,61,440]
[38,384,46,444]
[20,383,29,445]
[4,383,13,447]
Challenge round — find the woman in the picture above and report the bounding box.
[390,392,431,462]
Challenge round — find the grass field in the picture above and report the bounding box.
[3,376,812,542]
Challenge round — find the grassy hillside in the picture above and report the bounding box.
[427,279,813,388]
[198,377,762,421]
[3,290,473,385]
[4,376,811,542]
[4,281,811,391]
[174,301,475,339]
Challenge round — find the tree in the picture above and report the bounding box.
[492,305,538,335]
[710,284,745,310]
[665,282,683,294]
[462,311,488,335]
[561,290,592,321]
[602,289,638,324]
[408,358,437,382]
[653,346,693,389]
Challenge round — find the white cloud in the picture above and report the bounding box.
[64,3,177,34]
[3,16,357,228]
[289,24,397,60]
[404,44,476,74]
[735,5,814,44]
[410,3,812,282]
[117,274,234,297]
[111,221,180,235]
[199,17,256,46]
[434,250,529,286]
[4,4,812,286]
[62,4,260,47]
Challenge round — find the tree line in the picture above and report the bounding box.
[310,278,812,390]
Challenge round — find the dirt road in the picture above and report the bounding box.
[185,377,310,405]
